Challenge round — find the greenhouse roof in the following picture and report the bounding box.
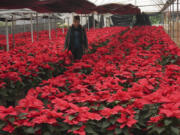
[0,0,139,14]
[89,0,175,13]
[0,0,177,15]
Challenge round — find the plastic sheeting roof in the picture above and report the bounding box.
[0,0,139,14]
[94,4,140,14]
[89,0,170,13]
[0,0,95,13]
[0,0,176,14]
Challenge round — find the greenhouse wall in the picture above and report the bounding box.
[0,20,57,35]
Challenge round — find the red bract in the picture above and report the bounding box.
[0,106,17,119]
[117,113,137,128]
[73,125,86,135]
[2,123,14,133]
[149,115,164,123]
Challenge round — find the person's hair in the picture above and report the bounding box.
[73,16,80,21]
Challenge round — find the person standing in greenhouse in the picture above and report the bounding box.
[64,16,88,60]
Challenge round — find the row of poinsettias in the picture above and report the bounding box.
[0,28,67,51]
[0,27,127,106]
[0,26,180,135]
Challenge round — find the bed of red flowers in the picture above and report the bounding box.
[0,26,180,135]
[0,27,127,106]
[0,28,68,51]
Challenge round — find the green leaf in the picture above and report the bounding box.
[115,128,122,134]
[0,123,6,129]
[57,123,69,131]
[43,131,51,135]
[24,127,35,134]
[0,130,8,134]
[18,113,28,119]
[147,125,153,130]
[85,125,96,134]
[164,119,172,126]
[91,106,98,110]
[134,124,141,130]
[69,115,76,121]
[10,81,15,88]
[98,105,105,110]
[19,113,28,117]
[123,128,129,135]
[102,121,110,129]
[8,117,15,123]
[155,127,165,134]
[115,101,120,104]
[0,88,8,96]
[110,118,116,125]
[107,131,114,135]
[171,126,179,135]
[88,121,97,125]
[144,112,152,119]
[71,126,80,131]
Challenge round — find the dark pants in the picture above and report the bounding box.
[70,47,83,60]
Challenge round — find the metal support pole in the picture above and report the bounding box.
[80,14,82,25]
[107,17,109,27]
[171,5,172,36]
[5,18,9,52]
[106,17,109,27]
[23,16,26,33]
[67,17,70,28]
[88,14,90,30]
[93,14,95,29]
[177,0,179,45]
[12,15,15,48]
[167,12,168,31]
[30,13,34,43]
[109,17,111,27]
[173,2,175,39]
[55,16,57,38]
[85,14,87,29]
[63,18,65,34]
[48,14,52,40]
[10,22,12,34]
[169,6,171,36]
[103,15,105,28]
[162,13,165,28]
[36,13,39,41]
[105,17,107,27]
[135,0,137,5]
[167,7,169,34]
[98,14,100,28]
[44,19,46,30]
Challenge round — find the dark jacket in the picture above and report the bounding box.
[64,25,88,51]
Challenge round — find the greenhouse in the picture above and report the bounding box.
[0,0,180,135]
